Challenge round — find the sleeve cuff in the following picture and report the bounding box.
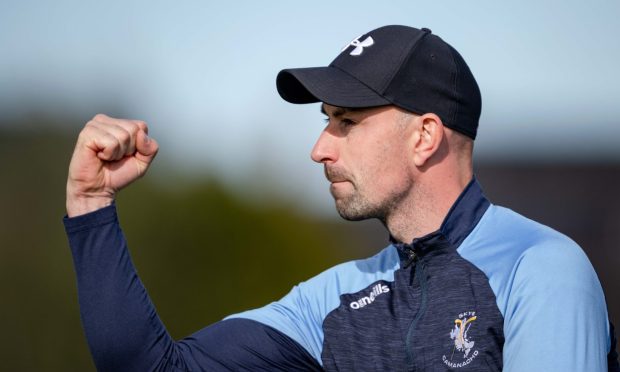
[63,202,118,234]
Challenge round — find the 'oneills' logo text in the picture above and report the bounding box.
[349,283,389,309]
[441,311,479,368]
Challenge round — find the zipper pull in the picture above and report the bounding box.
[404,249,417,268]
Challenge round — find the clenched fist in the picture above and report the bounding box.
[66,114,159,217]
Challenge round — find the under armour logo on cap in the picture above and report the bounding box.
[341,35,374,56]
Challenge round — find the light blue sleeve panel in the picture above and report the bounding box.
[459,205,610,372]
[225,245,400,365]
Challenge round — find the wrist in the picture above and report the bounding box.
[66,190,114,218]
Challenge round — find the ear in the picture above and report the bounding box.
[412,113,444,167]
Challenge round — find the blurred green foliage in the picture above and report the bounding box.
[0,120,381,371]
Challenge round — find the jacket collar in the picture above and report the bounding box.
[392,177,490,260]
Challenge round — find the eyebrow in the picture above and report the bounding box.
[320,104,364,118]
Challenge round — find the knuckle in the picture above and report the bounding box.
[118,128,131,143]
[116,120,140,136]
[128,123,141,136]
[113,134,123,147]
[93,113,108,121]
[81,121,99,137]
[103,133,121,148]
[133,120,148,131]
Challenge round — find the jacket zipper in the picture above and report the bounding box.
[404,247,429,370]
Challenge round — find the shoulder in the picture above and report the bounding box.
[298,243,400,295]
[226,244,400,363]
[461,203,595,275]
[466,203,581,254]
[467,206,611,370]
[459,204,605,316]
[233,244,400,320]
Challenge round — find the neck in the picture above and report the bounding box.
[385,170,472,244]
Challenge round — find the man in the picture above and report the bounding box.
[64,25,618,371]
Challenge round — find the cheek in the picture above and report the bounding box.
[378,137,410,173]
[346,125,411,190]
[360,143,411,193]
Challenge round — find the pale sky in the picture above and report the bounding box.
[2,0,619,213]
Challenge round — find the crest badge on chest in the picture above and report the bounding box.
[441,310,480,368]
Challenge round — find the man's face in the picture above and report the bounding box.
[312,104,416,222]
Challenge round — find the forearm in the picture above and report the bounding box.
[64,203,176,371]
[63,204,323,371]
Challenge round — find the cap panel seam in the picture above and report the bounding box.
[448,46,460,129]
[380,31,429,94]
[328,64,427,116]
[328,64,392,104]
[328,64,433,117]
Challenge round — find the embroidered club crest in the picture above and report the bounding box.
[441,311,480,368]
[450,315,477,358]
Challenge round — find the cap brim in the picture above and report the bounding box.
[276,67,390,108]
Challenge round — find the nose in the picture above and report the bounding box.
[311,129,338,164]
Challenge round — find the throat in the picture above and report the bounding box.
[384,188,455,244]
[386,213,439,244]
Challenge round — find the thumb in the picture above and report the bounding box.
[135,130,159,165]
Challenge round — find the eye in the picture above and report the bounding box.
[340,118,357,126]
[321,116,358,127]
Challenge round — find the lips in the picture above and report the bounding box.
[325,166,350,183]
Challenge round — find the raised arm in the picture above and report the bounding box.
[64,115,322,371]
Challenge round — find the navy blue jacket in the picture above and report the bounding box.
[64,179,618,371]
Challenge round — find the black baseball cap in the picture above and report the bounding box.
[276,25,481,139]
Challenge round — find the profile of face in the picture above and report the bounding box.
[312,104,416,222]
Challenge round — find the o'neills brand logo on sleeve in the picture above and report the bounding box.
[349,283,389,309]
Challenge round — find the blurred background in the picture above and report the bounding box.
[1,0,618,369]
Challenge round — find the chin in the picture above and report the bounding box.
[337,210,369,221]
[334,199,376,222]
